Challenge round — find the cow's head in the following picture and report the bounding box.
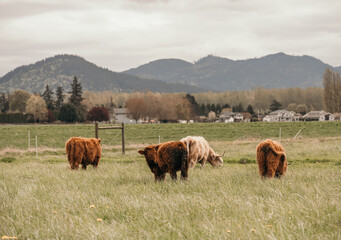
[138,145,161,177]
[208,151,225,166]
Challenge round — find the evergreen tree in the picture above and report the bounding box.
[270,100,282,111]
[55,86,65,110]
[68,76,84,106]
[185,93,202,116]
[42,84,54,110]
[59,103,80,122]
[0,93,9,113]
[247,104,254,114]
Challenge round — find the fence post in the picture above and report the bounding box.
[35,135,38,158]
[121,123,125,154]
[95,122,98,139]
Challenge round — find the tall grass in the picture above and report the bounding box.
[0,122,340,239]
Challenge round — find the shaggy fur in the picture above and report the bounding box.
[180,136,224,168]
[65,137,102,170]
[138,141,189,181]
[256,139,287,178]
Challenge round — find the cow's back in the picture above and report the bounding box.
[157,141,187,172]
[181,136,210,167]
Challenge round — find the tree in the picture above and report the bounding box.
[42,84,54,110]
[0,93,9,113]
[9,90,31,113]
[269,100,282,111]
[86,107,109,122]
[125,97,146,123]
[59,103,80,123]
[68,76,84,106]
[246,104,254,114]
[296,104,308,115]
[185,93,201,117]
[323,67,341,113]
[26,95,48,123]
[55,86,65,110]
[232,102,244,112]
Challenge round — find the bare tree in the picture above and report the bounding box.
[26,95,48,123]
[125,97,146,123]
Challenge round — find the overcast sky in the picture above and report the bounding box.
[1,0,340,77]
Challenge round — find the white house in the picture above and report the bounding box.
[112,108,136,124]
[302,111,335,121]
[219,112,244,123]
[263,110,300,122]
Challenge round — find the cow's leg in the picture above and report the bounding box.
[71,162,80,170]
[155,172,166,181]
[82,164,87,170]
[92,157,100,169]
[181,168,188,180]
[266,155,279,178]
[170,171,177,180]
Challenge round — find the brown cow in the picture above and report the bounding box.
[180,136,224,168]
[65,137,102,170]
[256,139,287,178]
[138,141,189,181]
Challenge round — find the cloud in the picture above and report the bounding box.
[0,0,340,77]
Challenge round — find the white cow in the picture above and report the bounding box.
[180,136,224,168]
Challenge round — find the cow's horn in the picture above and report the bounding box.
[217,151,225,157]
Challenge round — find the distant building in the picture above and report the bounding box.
[263,110,300,122]
[302,110,335,121]
[111,108,136,124]
[219,112,244,123]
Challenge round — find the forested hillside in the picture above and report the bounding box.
[0,55,205,93]
[124,53,341,91]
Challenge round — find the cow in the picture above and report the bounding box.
[138,141,189,181]
[180,136,224,168]
[256,139,288,178]
[65,137,102,170]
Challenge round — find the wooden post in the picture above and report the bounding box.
[121,123,125,154]
[35,135,38,158]
[95,122,98,139]
[28,131,30,150]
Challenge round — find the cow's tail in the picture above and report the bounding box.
[181,145,189,180]
[66,140,72,163]
[263,141,286,161]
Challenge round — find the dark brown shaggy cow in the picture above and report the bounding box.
[65,137,102,170]
[180,136,224,168]
[138,141,189,181]
[256,139,287,178]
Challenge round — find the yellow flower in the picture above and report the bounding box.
[2,237,17,240]
[265,225,272,228]
[251,229,256,232]
[2,236,8,240]
[97,218,103,222]
[90,205,96,209]
[226,230,231,233]
[53,210,58,214]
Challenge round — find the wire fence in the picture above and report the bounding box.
[1,121,341,151]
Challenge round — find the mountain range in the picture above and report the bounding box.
[0,53,340,93]
[124,53,341,91]
[0,55,205,93]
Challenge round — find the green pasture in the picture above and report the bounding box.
[0,122,341,239]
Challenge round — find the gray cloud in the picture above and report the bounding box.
[0,0,340,77]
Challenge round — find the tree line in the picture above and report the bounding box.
[0,68,339,123]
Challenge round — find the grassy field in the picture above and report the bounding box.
[0,122,341,239]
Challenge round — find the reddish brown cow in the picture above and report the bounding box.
[256,139,287,178]
[65,137,102,170]
[138,141,189,181]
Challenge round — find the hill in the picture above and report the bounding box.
[0,55,206,93]
[123,53,341,91]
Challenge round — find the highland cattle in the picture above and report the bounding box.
[180,136,224,168]
[256,139,287,178]
[138,141,189,181]
[65,137,102,170]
